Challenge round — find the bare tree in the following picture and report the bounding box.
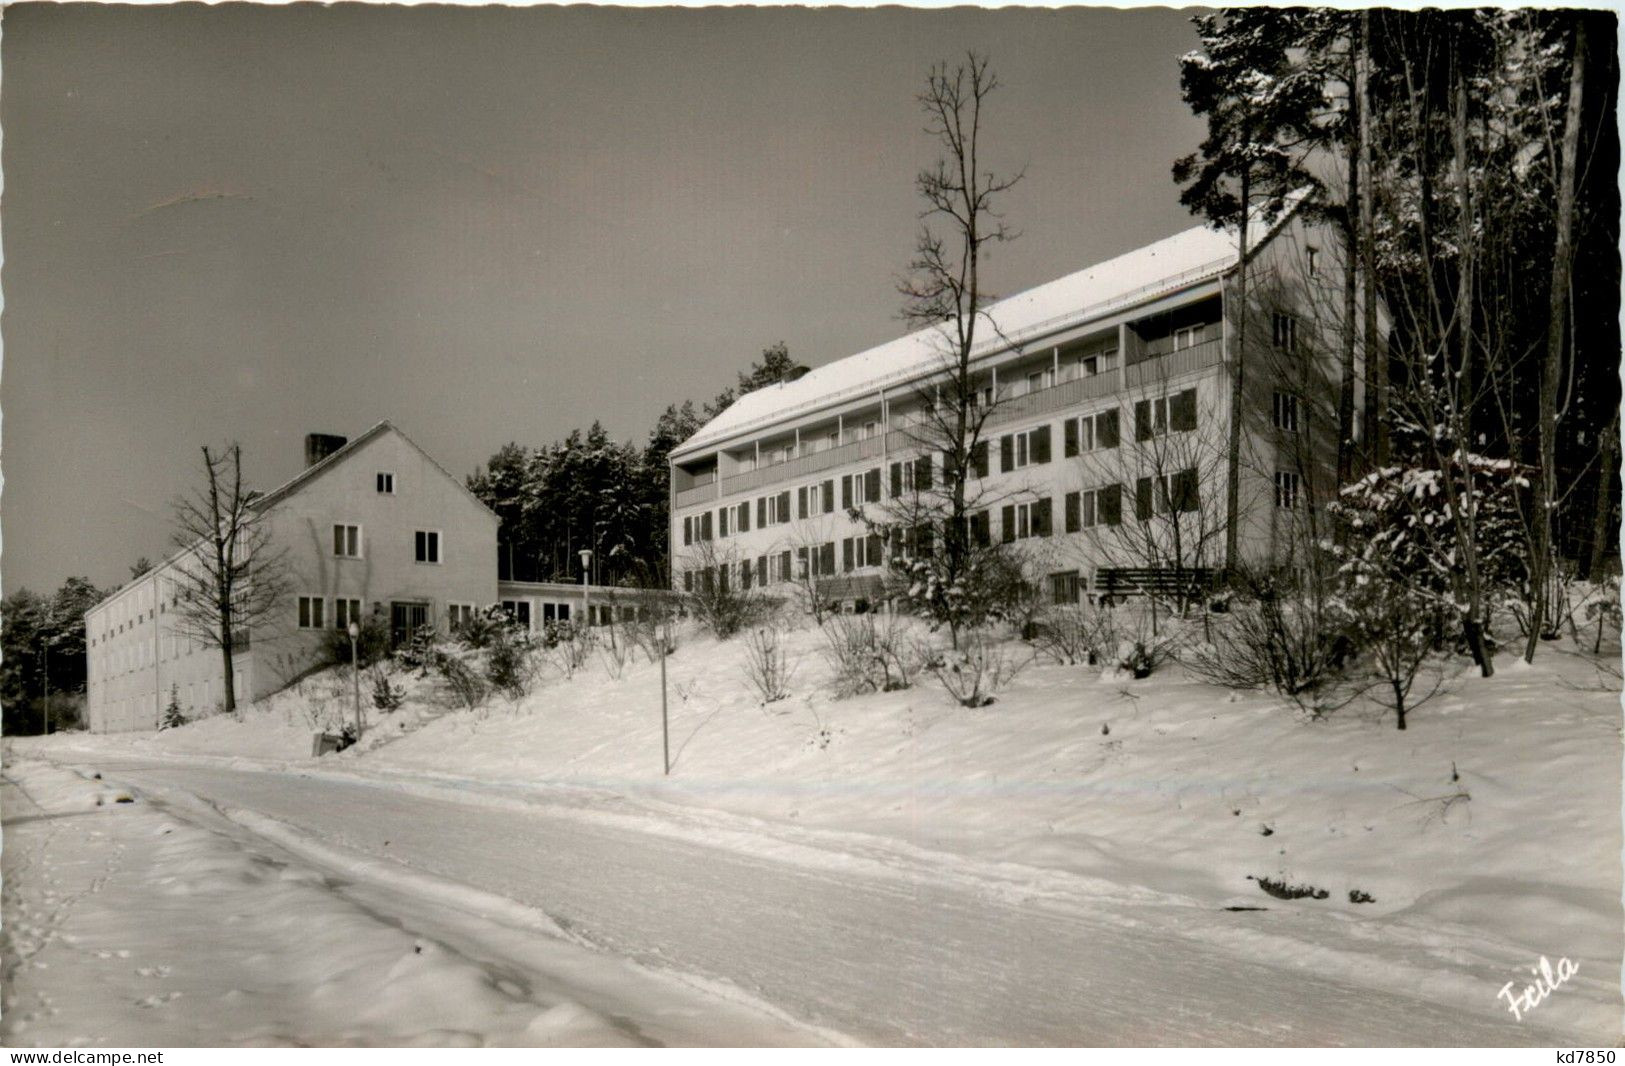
[1525,19,1588,662]
[1078,379,1231,631]
[171,444,286,716]
[882,52,1023,646]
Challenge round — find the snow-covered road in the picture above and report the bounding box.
[12,753,1586,1047]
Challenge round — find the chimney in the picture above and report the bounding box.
[781,363,811,384]
[304,433,348,468]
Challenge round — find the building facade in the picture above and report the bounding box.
[668,206,1367,607]
[84,422,639,733]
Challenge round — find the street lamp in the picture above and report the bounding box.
[347,621,363,738]
[578,548,593,628]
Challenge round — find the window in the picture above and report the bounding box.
[999,425,1052,472]
[1026,367,1054,394]
[1273,390,1300,432]
[415,530,441,564]
[1135,389,1197,441]
[501,600,532,628]
[1000,499,1053,542]
[863,421,878,439]
[1173,324,1206,350]
[684,570,694,592]
[334,598,362,630]
[333,524,361,558]
[1050,571,1081,605]
[1272,312,1298,352]
[1305,245,1320,277]
[298,596,325,629]
[448,604,476,630]
[842,468,883,508]
[1137,470,1200,520]
[376,472,395,494]
[1275,471,1301,510]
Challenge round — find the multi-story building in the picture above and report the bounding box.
[667,204,1363,607]
[85,421,634,733]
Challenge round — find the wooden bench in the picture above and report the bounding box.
[1094,567,1220,604]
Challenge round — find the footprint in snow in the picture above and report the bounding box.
[135,992,181,1009]
[136,966,172,978]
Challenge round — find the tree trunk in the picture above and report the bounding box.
[1585,414,1618,581]
[1357,10,1384,468]
[1526,21,1587,664]
[1337,28,1361,487]
[1224,168,1250,575]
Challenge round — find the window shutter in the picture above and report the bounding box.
[780,550,791,580]
[718,508,728,538]
[1135,399,1153,442]
[842,538,854,572]
[683,517,692,546]
[1136,477,1154,522]
[842,475,853,510]
[1000,434,1014,473]
[821,542,835,576]
[1174,468,1199,512]
[866,533,882,567]
[757,497,766,528]
[740,502,751,532]
[1065,491,1080,533]
[1096,484,1117,526]
[865,468,881,502]
[1001,505,1016,544]
[821,479,835,514]
[1171,389,1198,432]
[890,462,903,497]
[798,486,808,519]
[972,441,989,479]
[777,491,791,523]
[1064,419,1079,458]
[1032,425,1052,464]
[1100,410,1121,449]
[914,455,932,491]
[1034,497,1053,537]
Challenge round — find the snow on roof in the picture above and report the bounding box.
[672,211,1291,461]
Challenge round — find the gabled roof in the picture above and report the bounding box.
[89,421,495,617]
[248,420,497,521]
[672,207,1299,461]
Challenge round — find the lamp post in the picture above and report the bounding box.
[348,621,363,738]
[578,548,593,628]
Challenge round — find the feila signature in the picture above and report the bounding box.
[1499,956,1579,1021]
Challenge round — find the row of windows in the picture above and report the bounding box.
[330,524,441,563]
[682,383,1295,540]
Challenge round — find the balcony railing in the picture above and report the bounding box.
[718,435,884,496]
[1124,338,1225,388]
[674,482,718,508]
[678,338,1227,511]
[984,370,1122,430]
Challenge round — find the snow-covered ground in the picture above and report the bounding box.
[0,758,835,1046]
[12,612,1623,1044]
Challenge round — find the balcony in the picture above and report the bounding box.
[676,338,1228,513]
[984,370,1123,430]
[1124,337,1225,388]
[674,482,718,509]
[718,435,885,497]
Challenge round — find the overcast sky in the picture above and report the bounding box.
[1,3,1209,595]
